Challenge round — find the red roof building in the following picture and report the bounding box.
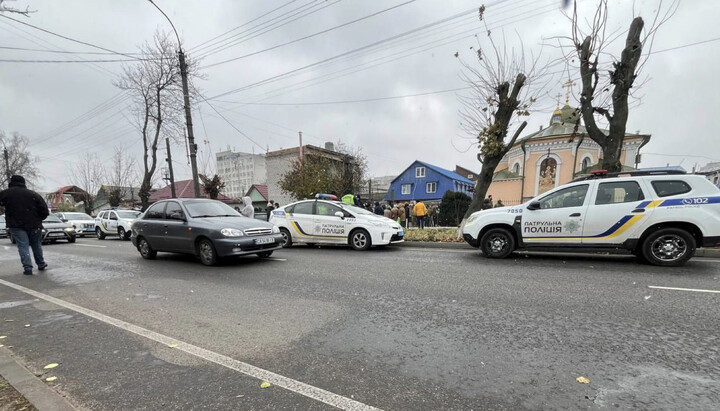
[148,180,234,204]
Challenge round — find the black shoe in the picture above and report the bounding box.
[38,264,48,271]
[23,269,33,275]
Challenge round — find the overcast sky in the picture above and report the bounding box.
[0,0,717,192]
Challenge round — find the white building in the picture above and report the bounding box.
[215,149,267,200]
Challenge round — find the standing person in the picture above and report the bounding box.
[341,192,355,205]
[482,197,493,210]
[274,202,280,210]
[266,200,275,221]
[0,175,49,275]
[241,196,254,219]
[404,202,411,228]
[354,194,363,207]
[398,202,406,228]
[413,200,428,229]
[390,204,399,222]
[373,201,384,215]
[383,205,391,218]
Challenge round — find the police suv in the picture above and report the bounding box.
[269,196,404,250]
[462,169,720,266]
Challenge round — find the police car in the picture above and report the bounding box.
[462,169,720,266]
[269,196,404,250]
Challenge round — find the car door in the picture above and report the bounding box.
[581,180,650,245]
[136,202,167,250]
[96,211,109,232]
[522,182,593,245]
[313,201,349,244]
[286,201,315,242]
[163,201,192,252]
[106,211,119,232]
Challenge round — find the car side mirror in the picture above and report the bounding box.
[334,211,344,219]
[61,219,68,223]
[527,201,541,210]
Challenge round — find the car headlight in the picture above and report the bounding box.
[466,214,480,225]
[272,225,280,233]
[42,228,47,234]
[221,228,244,237]
[65,227,75,232]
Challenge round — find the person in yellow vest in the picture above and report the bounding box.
[341,193,355,205]
[413,200,428,229]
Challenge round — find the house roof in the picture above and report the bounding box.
[149,180,233,203]
[415,161,474,184]
[266,144,345,159]
[246,184,268,201]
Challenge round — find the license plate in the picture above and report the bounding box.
[398,231,404,237]
[49,233,64,237]
[254,237,275,245]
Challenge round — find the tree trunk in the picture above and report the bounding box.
[464,158,501,218]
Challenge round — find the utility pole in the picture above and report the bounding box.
[179,51,201,198]
[147,0,200,198]
[165,138,176,198]
[298,131,303,162]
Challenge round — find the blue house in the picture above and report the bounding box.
[385,161,474,202]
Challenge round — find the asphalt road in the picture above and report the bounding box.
[0,237,719,410]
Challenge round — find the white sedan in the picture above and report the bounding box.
[269,199,404,250]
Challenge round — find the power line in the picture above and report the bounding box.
[201,0,418,69]
[0,58,139,63]
[188,0,302,52]
[0,13,140,60]
[210,0,553,103]
[0,19,118,78]
[193,0,328,57]
[199,96,266,152]
[215,86,472,106]
[0,45,142,55]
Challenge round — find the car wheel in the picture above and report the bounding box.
[257,251,273,258]
[118,227,130,241]
[138,237,157,260]
[279,228,292,248]
[68,236,76,243]
[96,227,106,240]
[197,238,218,266]
[349,229,371,251]
[641,228,695,267]
[480,228,515,259]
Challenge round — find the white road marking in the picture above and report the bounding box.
[266,258,287,261]
[648,285,720,294]
[693,258,720,263]
[73,244,107,248]
[0,279,381,411]
[400,247,473,254]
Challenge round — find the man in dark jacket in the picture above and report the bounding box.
[0,175,49,275]
[373,201,383,215]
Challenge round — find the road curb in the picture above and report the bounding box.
[0,347,76,411]
[399,241,720,257]
[397,241,469,249]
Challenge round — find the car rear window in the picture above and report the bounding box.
[596,181,645,205]
[651,180,692,197]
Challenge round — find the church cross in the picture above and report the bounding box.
[563,78,576,104]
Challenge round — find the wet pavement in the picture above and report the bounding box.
[0,237,719,410]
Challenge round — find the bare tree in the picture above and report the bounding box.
[565,0,677,172]
[70,152,104,215]
[200,174,225,200]
[106,145,139,207]
[0,131,39,187]
[114,30,201,210]
[0,0,35,16]
[458,7,551,222]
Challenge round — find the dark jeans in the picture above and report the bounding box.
[417,216,425,229]
[10,228,45,271]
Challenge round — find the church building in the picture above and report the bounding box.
[486,99,651,205]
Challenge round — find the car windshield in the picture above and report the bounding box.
[44,215,62,223]
[342,204,373,216]
[184,201,241,218]
[63,213,92,220]
[117,211,141,219]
